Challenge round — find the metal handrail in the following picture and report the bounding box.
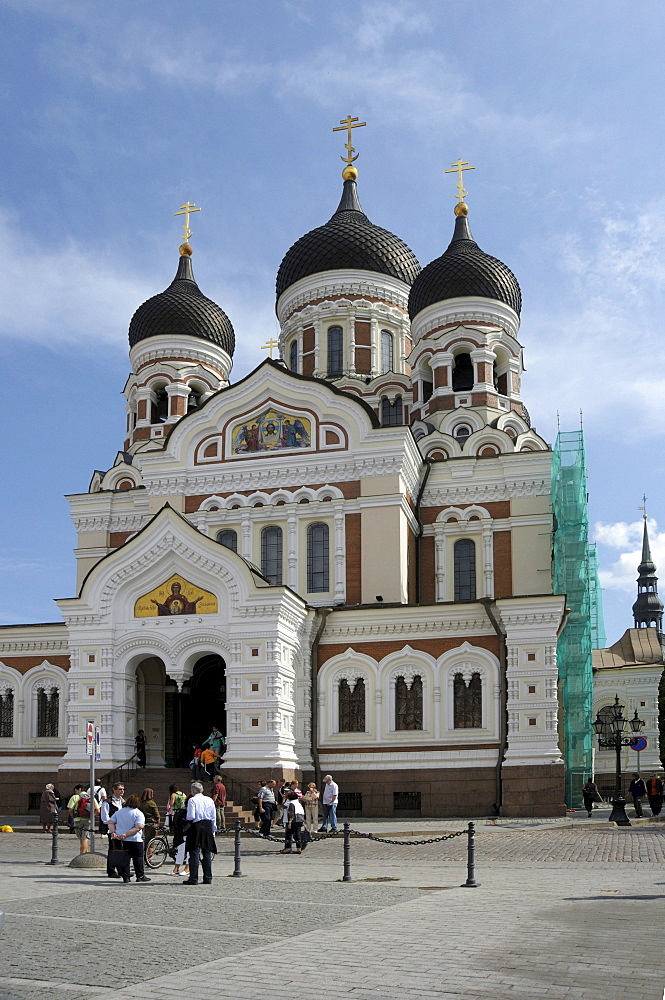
[215,769,260,814]
[100,753,139,788]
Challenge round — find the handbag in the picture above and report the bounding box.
[300,827,312,850]
[108,839,130,869]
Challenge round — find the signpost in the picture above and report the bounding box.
[86,721,96,853]
[630,735,648,776]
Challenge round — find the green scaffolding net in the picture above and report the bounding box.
[552,430,604,808]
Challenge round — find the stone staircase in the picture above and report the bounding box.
[106,767,256,827]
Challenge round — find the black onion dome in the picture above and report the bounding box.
[129,254,235,355]
[276,179,420,300]
[408,214,521,319]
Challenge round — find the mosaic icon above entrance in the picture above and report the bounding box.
[134,574,218,617]
[231,407,311,454]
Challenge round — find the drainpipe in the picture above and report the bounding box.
[480,598,507,815]
[415,458,432,604]
[310,607,332,791]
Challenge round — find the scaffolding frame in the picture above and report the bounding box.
[552,430,603,808]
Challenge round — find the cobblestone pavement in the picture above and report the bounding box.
[0,827,664,999]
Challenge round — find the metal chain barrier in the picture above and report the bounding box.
[345,829,466,846]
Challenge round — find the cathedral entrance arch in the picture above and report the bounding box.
[167,654,227,767]
[135,656,167,767]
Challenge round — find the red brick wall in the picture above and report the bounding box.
[345,513,362,604]
[420,535,436,603]
[0,655,70,674]
[318,633,500,668]
[493,530,512,597]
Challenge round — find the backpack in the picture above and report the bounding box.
[77,794,100,818]
[172,791,186,810]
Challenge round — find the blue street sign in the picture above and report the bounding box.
[630,736,647,752]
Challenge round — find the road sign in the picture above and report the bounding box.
[630,736,647,751]
[95,727,101,763]
[86,721,94,756]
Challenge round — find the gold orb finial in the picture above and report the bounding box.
[179,242,193,256]
[454,202,468,217]
[342,165,358,181]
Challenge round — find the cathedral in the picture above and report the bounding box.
[0,129,574,817]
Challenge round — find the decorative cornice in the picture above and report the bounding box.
[277,270,411,325]
[410,297,520,344]
[422,477,550,507]
[71,513,147,533]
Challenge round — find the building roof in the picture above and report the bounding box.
[592,627,664,670]
[275,178,421,301]
[408,212,522,319]
[128,253,235,355]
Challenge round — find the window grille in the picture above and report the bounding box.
[327,326,343,377]
[307,522,329,592]
[37,686,59,738]
[290,340,298,373]
[339,792,363,812]
[454,538,476,600]
[453,672,482,728]
[0,689,13,738]
[338,677,365,732]
[381,397,403,426]
[395,675,423,730]
[394,791,421,812]
[217,529,238,552]
[381,330,393,374]
[261,526,283,585]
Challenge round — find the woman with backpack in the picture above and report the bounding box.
[139,788,161,847]
[169,790,190,877]
[165,784,184,832]
[279,791,305,855]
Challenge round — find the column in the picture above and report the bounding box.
[370,313,378,376]
[482,523,494,598]
[313,318,321,375]
[435,531,446,602]
[348,309,356,375]
[333,505,346,602]
[287,513,298,590]
[165,381,189,423]
[241,514,252,561]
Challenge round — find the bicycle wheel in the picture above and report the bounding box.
[145,835,168,869]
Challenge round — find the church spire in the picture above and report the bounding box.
[632,516,663,639]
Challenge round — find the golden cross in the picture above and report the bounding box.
[333,115,367,164]
[444,158,476,203]
[261,338,279,359]
[174,201,201,242]
[639,494,648,520]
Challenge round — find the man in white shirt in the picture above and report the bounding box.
[182,781,217,885]
[100,782,125,878]
[319,774,339,833]
[257,779,276,838]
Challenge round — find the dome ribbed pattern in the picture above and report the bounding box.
[276,179,420,300]
[129,255,235,355]
[408,215,521,319]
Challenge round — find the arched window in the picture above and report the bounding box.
[37,686,59,738]
[187,387,203,413]
[261,526,283,585]
[381,330,393,374]
[217,529,238,553]
[453,672,482,728]
[0,688,14,738]
[452,353,474,391]
[454,538,476,601]
[395,675,423,730]
[327,326,343,377]
[339,677,365,732]
[307,522,329,593]
[154,386,169,423]
[290,340,298,373]
[381,396,403,426]
[454,424,472,445]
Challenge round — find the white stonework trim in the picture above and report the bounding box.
[277,270,411,326]
[410,297,521,344]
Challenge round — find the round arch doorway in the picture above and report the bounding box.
[169,654,226,767]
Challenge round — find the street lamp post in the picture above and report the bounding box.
[593,695,645,826]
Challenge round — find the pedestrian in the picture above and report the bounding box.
[67,785,100,854]
[280,791,305,854]
[199,743,220,781]
[289,780,302,798]
[252,781,266,828]
[86,783,107,833]
[139,788,161,846]
[100,782,126,878]
[274,779,288,826]
[40,783,58,833]
[169,795,190,877]
[165,784,177,832]
[629,772,646,817]
[135,729,147,768]
[211,776,227,834]
[646,773,664,816]
[581,778,599,818]
[182,781,217,886]
[66,784,83,834]
[107,793,151,883]
[207,725,225,769]
[319,774,339,833]
[189,744,203,782]
[257,779,276,838]
[303,782,320,831]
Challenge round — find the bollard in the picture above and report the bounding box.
[232,819,243,877]
[461,821,479,888]
[342,822,352,882]
[46,817,60,865]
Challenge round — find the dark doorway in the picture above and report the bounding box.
[165,654,226,767]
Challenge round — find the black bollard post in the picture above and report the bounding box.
[232,819,243,877]
[46,816,60,865]
[342,822,352,882]
[461,821,479,888]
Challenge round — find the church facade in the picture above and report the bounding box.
[0,154,570,816]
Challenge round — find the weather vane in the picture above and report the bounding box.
[174,201,201,254]
[444,158,476,216]
[333,115,366,179]
[639,494,648,520]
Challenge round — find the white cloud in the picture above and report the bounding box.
[594,518,665,593]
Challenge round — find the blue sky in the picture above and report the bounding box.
[1,0,664,643]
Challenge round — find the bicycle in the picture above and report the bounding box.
[145,825,174,869]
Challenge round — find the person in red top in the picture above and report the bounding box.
[211,776,226,833]
[646,773,663,816]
